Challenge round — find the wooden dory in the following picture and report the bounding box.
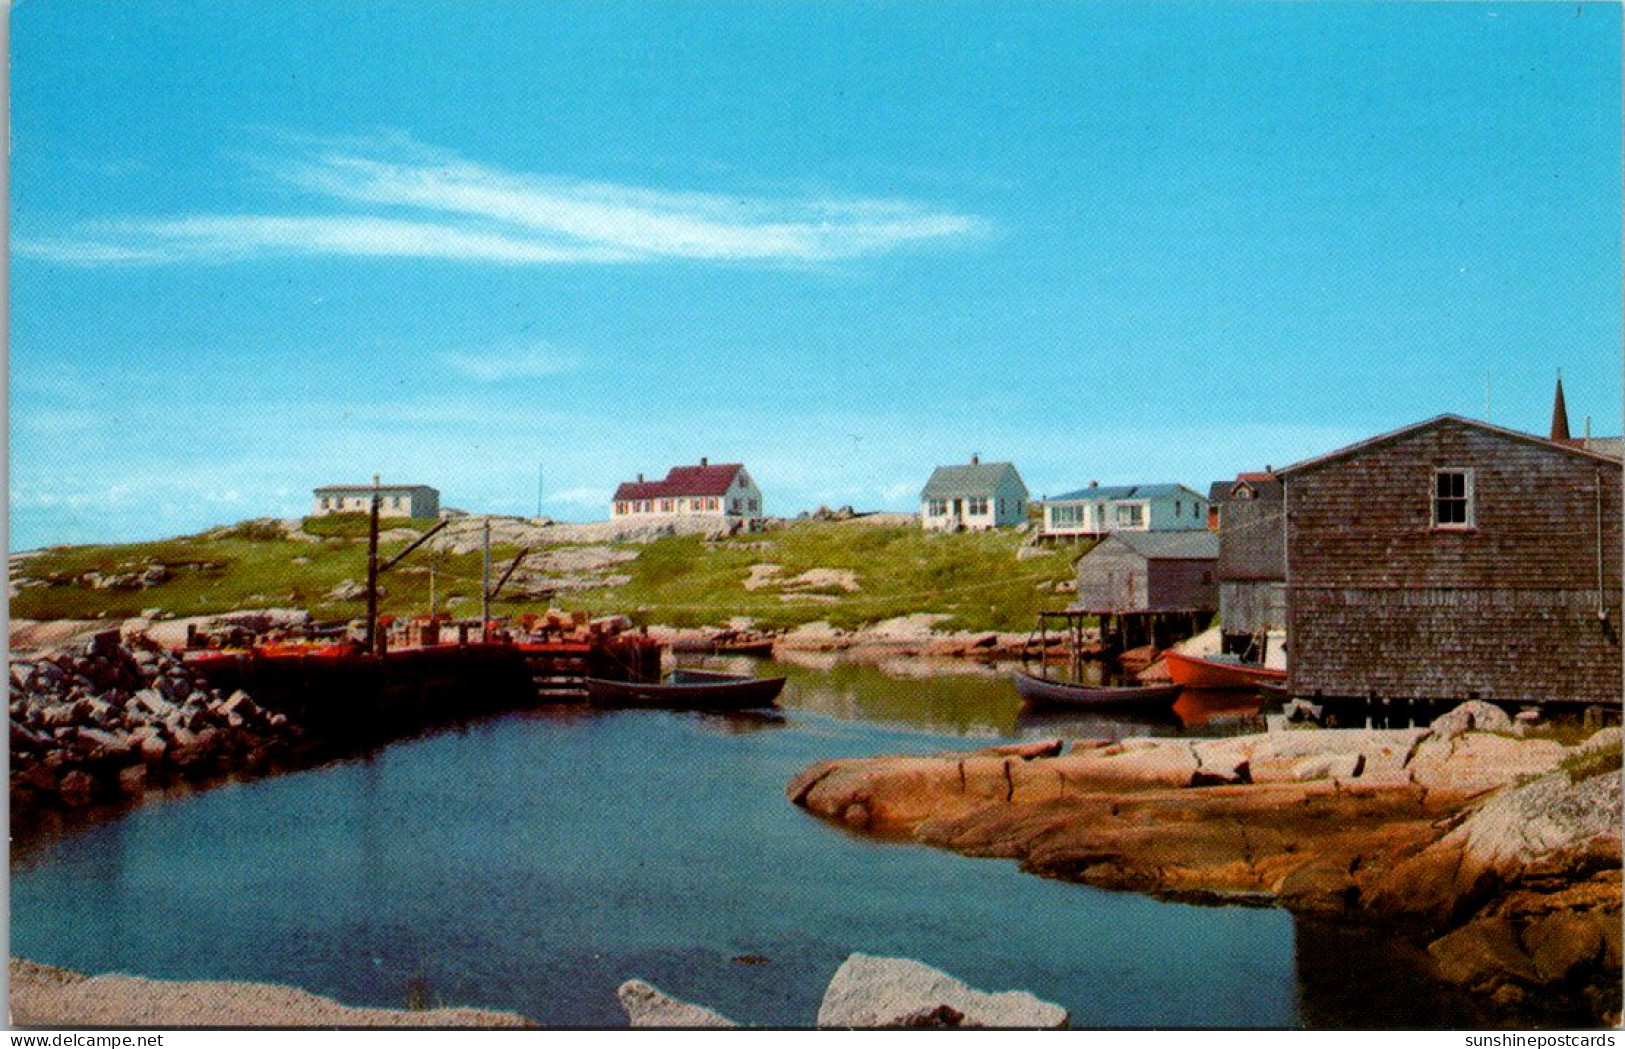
[1162,650,1288,690]
[584,668,785,710]
[1012,670,1183,709]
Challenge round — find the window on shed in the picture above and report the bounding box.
[1115,504,1145,528]
[1433,469,1474,528]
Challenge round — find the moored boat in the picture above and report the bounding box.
[1162,650,1287,689]
[1011,670,1182,709]
[668,638,776,657]
[584,669,786,710]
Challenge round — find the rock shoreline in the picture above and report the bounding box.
[9,629,301,815]
[787,713,1623,1026]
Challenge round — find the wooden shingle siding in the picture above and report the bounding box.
[1075,534,1219,613]
[1283,418,1622,705]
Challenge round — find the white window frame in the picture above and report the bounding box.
[1432,468,1475,530]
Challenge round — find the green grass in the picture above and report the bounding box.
[11,518,1082,632]
[566,520,1081,631]
[299,513,439,538]
[1560,736,1622,784]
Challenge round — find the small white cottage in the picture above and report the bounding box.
[1039,483,1209,539]
[919,457,1029,532]
[312,484,440,519]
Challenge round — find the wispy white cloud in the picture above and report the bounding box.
[438,342,577,382]
[18,135,989,267]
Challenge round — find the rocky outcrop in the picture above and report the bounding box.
[817,954,1068,1029]
[9,959,530,1027]
[9,631,299,813]
[615,981,738,1028]
[787,707,1623,1024]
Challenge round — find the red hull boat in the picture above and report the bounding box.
[1163,650,1287,690]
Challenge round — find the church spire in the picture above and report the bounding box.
[1550,370,1571,442]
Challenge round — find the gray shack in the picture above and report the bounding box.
[1075,530,1219,613]
[1214,471,1286,649]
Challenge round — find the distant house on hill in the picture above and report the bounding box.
[1278,413,1621,707]
[1073,530,1220,615]
[919,457,1029,532]
[312,483,440,519]
[611,459,763,524]
[1040,482,1209,539]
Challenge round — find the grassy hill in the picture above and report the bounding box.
[9,517,1082,633]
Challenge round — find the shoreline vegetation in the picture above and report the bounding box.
[8,513,1081,636]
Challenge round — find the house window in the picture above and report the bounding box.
[1175,501,1181,517]
[1434,469,1474,528]
[1051,504,1083,527]
[968,496,989,515]
[1115,504,1145,528]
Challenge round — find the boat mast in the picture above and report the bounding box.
[365,474,381,654]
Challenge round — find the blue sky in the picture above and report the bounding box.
[10,1,1622,549]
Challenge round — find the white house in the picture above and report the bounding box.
[611,459,763,522]
[919,457,1029,532]
[312,484,440,519]
[1039,483,1209,538]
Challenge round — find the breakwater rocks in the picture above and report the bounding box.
[620,953,1068,1029]
[787,712,1623,1026]
[10,630,300,814]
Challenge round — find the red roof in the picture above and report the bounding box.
[614,463,743,501]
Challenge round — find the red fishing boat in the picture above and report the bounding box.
[1162,650,1287,690]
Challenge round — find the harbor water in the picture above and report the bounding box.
[10,656,1478,1027]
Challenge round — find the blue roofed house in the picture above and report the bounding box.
[1039,482,1210,539]
[919,456,1029,532]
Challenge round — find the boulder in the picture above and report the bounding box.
[615,981,738,1028]
[1428,917,1539,990]
[115,764,147,796]
[1431,700,1513,740]
[57,770,97,807]
[1291,752,1364,782]
[816,953,1067,1029]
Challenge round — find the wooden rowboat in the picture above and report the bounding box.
[668,638,776,657]
[1163,650,1287,690]
[584,668,785,710]
[1011,670,1183,709]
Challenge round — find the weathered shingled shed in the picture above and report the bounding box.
[1215,471,1286,644]
[1278,415,1622,707]
[1075,530,1220,613]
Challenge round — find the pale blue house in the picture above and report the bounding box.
[1039,482,1210,539]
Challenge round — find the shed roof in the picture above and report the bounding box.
[1277,415,1622,478]
[1050,482,1199,502]
[1088,530,1220,561]
[615,463,744,501]
[920,461,1026,498]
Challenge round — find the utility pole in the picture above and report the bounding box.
[536,463,544,520]
[481,519,492,642]
[365,474,381,654]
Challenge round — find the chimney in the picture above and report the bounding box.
[1089,480,1099,488]
[637,473,644,483]
[1551,370,1571,442]
[701,457,708,467]
[970,454,980,466]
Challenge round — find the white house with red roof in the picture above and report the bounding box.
[611,458,763,524]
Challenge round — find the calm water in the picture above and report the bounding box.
[10,657,1470,1027]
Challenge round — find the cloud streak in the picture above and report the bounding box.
[18,136,988,267]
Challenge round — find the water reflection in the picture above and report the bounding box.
[763,653,1273,740]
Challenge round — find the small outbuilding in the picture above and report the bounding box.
[1214,471,1286,653]
[1074,530,1220,613]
